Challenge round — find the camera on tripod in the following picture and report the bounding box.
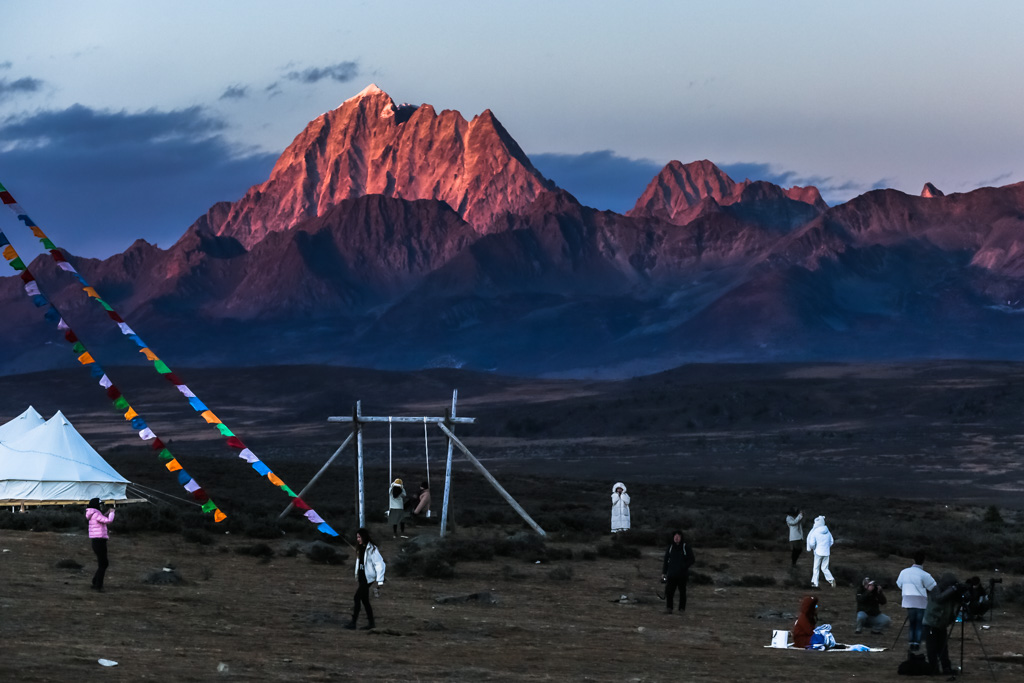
[954,576,1000,621]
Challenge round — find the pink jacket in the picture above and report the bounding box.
[86,507,115,539]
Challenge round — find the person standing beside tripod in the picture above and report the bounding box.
[896,551,937,652]
[923,572,959,676]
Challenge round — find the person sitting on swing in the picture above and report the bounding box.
[411,481,431,521]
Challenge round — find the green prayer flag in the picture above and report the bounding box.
[157,448,173,461]
[154,360,171,374]
[41,239,56,250]
[72,342,85,354]
[201,501,217,513]
[97,299,114,311]
[9,257,25,270]
[215,424,234,437]
[0,182,7,191]
[112,396,129,411]
[281,485,297,497]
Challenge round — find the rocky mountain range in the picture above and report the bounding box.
[3,84,1024,377]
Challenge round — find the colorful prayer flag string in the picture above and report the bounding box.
[0,226,226,522]
[0,180,336,537]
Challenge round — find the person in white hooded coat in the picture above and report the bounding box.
[806,515,836,588]
[610,482,630,533]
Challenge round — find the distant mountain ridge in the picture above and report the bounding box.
[3,85,1024,377]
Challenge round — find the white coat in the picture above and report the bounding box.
[355,542,386,584]
[610,482,631,532]
[806,516,833,556]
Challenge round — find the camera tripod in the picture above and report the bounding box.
[948,604,996,681]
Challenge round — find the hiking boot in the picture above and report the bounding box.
[828,579,836,588]
[344,620,357,630]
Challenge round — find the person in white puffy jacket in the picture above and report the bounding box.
[610,482,631,533]
[806,515,836,588]
[346,527,386,630]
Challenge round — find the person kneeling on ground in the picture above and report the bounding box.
[792,595,819,648]
[855,577,891,634]
[661,530,696,614]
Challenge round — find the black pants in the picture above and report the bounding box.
[790,541,802,567]
[91,538,109,589]
[925,625,952,674]
[352,571,374,624]
[665,574,689,611]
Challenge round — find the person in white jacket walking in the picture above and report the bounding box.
[806,515,836,588]
[610,482,630,533]
[346,527,386,630]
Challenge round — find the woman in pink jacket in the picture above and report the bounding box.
[85,498,115,591]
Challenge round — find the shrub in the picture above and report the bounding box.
[55,558,83,570]
[689,571,714,585]
[306,542,347,565]
[596,543,641,559]
[182,528,213,545]
[736,575,776,587]
[548,566,574,581]
[235,543,274,559]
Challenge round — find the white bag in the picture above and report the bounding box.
[771,629,790,648]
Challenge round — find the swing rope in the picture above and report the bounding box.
[388,416,393,484]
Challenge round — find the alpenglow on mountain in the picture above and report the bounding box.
[4,85,1024,377]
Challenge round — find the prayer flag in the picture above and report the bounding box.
[177,470,190,485]
[30,226,45,238]
[64,330,78,343]
[106,310,124,323]
[2,245,15,259]
[226,437,246,450]
[183,479,200,493]
[139,427,155,440]
[304,510,324,524]
[166,459,182,472]
[252,461,271,476]
[157,448,173,461]
[281,484,297,497]
[73,342,86,355]
[154,360,171,374]
[130,417,146,430]
[201,410,221,424]
[57,262,76,272]
[9,257,24,270]
[77,352,95,365]
[58,318,69,330]
[188,397,208,411]
[105,385,121,400]
[293,498,311,510]
[83,287,99,298]
[214,510,227,522]
[151,438,165,450]
[177,385,196,398]
[202,501,217,514]
[124,407,138,420]
[112,396,129,411]
[50,249,66,262]
[117,322,135,335]
[216,424,234,437]
[317,523,339,537]
[41,238,56,250]
[267,473,284,487]
[24,282,40,296]
[192,489,209,503]
[140,348,158,361]
[43,308,59,323]
[238,448,258,463]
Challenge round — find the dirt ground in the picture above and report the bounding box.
[2,527,1022,682]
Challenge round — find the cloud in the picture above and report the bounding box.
[0,61,12,70]
[285,61,359,85]
[530,150,664,213]
[219,84,249,100]
[0,76,44,103]
[0,104,276,258]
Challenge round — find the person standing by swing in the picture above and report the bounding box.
[388,478,407,538]
[85,497,115,591]
[346,527,385,630]
[662,530,696,614]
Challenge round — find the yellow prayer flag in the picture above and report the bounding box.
[214,510,227,523]
[165,459,182,472]
[200,410,221,424]
[83,287,100,298]
[2,245,16,260]
[139,348,159,361]
[124,407,138,420]
[268,473,284,487]
[77,352,95,365]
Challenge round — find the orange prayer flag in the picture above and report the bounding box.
[139,348,159,361]
[267,473,284,487]
[83,287,100,298]
[2,245,16,260]
[200,410,221,424]
[77,352,95,365]
[31,227,46,238]
[124,407,138,420]
[214,510,227,522]
[165,459,182,472]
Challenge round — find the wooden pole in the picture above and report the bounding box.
[356,400,365,528]
[440,390,457,538]
[278,431,353,520]
[435,421,546,537]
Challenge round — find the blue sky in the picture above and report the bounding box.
[1,1,1022,257]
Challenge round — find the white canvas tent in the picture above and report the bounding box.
[0,405,46,443]
[0,409,129,505]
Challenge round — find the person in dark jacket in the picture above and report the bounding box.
[792,595,819,648]
[661,530,696,614]
[854,577,891,633]
[922,572,959,676]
